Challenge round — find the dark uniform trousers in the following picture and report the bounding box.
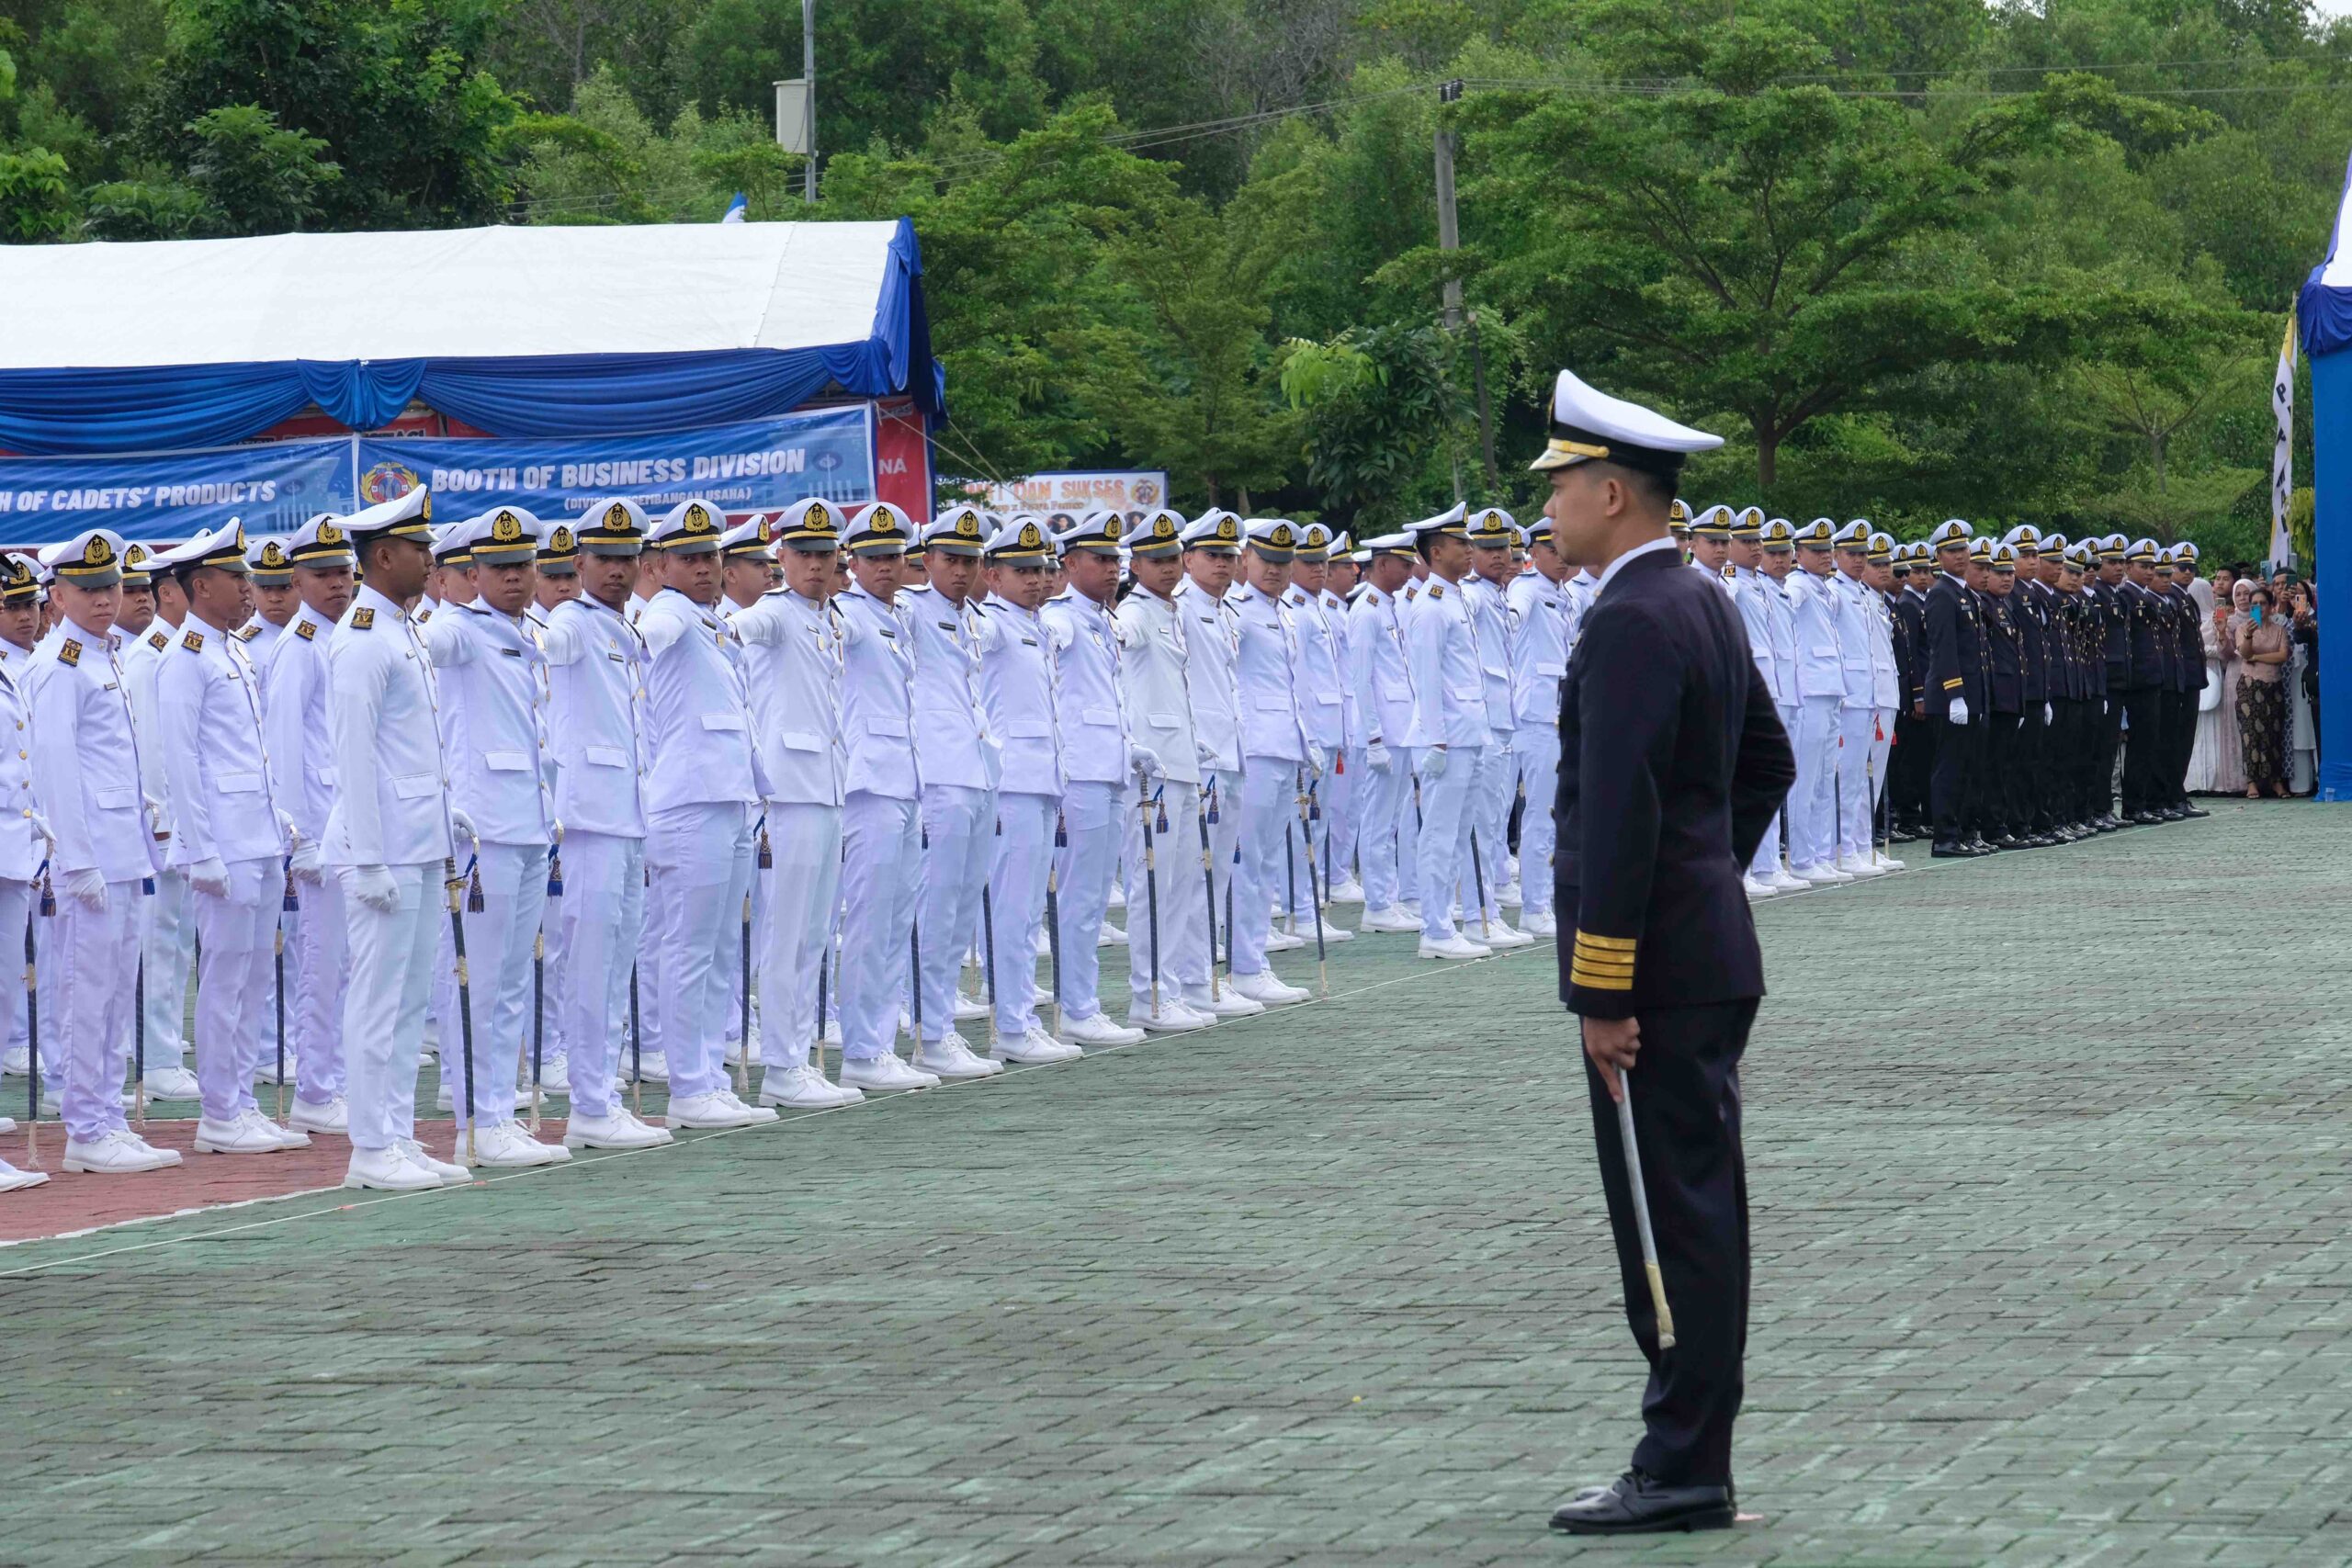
[1892,709,1931,826]
[2052,698,2090,822]
[1582,997,1756,1488]
[2120,684,2165,812]
[2093,694,2125,818]
[2163,687,2196,805]
[2015,704,2048,831]
[1930,711,1982,841]
[1985,709,2026,834]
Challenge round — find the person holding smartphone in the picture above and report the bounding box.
[2236,584,2291,797]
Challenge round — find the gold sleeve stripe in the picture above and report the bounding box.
[1570,953,1634,972]
[1570,965,1634,991]
[1573,931,1636,953]
[1941,677,1962,689]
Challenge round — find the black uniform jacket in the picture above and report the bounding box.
[1555,546,1795,1021]
[1924,572,1987,709]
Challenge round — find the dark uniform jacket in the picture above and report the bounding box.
[1892,589,1927,711]
[2166,583,2207,694]
[2096,580,2131,691]
[1984,592,2023,714]
[2015,580,2052,704]
[1555,546,1795,1021]
[1923,572,1986,709]
[2123,581,2171,690]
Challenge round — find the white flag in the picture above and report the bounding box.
[2271,313,2297,570]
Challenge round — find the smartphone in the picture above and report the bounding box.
[2251,605,2265,626]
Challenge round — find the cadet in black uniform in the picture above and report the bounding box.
[2165,544,2210,816]
[2119,538,2172,822]
[1534,369,1793,1537]
[1981,541,2026,847]
[1923,520,1988,856]
[2093,536,2132,825]
[1888,545,1929,839]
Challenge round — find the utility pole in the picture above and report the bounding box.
[1432,78,1498,493]
[802,0,818,202]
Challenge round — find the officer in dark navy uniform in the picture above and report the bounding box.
[1534,370,1794,1537]
[2092,535,2132,825]
[2118,538,2172,822]
[2164,544,2210,817]
[1888,544,1931,838]
[1921,520,1987,856]
[1979,541,2027,847]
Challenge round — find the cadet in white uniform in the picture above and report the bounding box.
[235,534,300,1093]
[976,517,1085,1064]
[324,491,467,1191]
[637,500,777,1130]
[1315,530,1366,904]
[151,523,306,1155]
[239,535,298,670]
[539,499,673,1148]
[1042,513,1151,1046]
[1401,504,1495,959]
[1225,518,1318,1006]
[715,513,774,1074]
[0,558,46,1191]
[118,545,202,1104]
[901,505,1007,1081]
[262,514,356,1131]
[1280,524,1353,943]
[1347,534,1419,934]
[1783,518,1848,883]
[1726,512,1785,897]
[1863,531,1904,874]
[1463,508,1534,948]
[726,499,861,1110]
[1506,518,1571,937]
[30,529,179,1174]
[1827,521,1883,878]
[421,507,571,1164]
[1173,512,1245,980]
[526,521,580,1097]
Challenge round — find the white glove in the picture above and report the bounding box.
[448,807,478,844]
[2043,703,2053,725]
[550,817,565,846]
[1948,697,1969,725]
[1130,747,1163,786]
[290,840,324,885]
[2119,707,2129,732]
[1306,744,1329,779]
[1367,740,1393,773]
[1194,739,1218,770]
[28,811,53,857]
[277,807,301,851]
[342,863,400,912]
[60,866,106,909]
[187,856,231,897]
[1422,746,1450,781]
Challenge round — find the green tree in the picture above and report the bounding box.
[183,103,339,232]
[0,144,74,240]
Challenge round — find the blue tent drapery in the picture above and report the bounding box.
[0,218,944,457]
[2296,150,2352,799]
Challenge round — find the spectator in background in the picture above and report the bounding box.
[2237,582,2291,799]
[2188,579,2243,795]
[2288,579,2319,787]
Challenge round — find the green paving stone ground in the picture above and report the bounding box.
[5,799,2350,1566]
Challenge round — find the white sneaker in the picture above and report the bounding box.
[1834,853,1884,879]
[1061,1012,1146,1046]
[1230,971,1310,1006]
[532,1054,571,1096]
[1358,905,1420,934]
[1305,917,1353,944]
[1481,923,1537,950]
[1505,852,1521,883]
[953,992,989,1022]
[253,1055,300,1087]
[1743,874,1778,900]
[1128,1000,1207,1032]
[1327,875,1366,904]
[723,1019,762,1066]
[1096,922,1128,948]
[912,1034,1005,1079]
[1497,881,1523,908]
[563,1110,675,1150]
[1872,851,1906,872]
[0,1161,49,1193]
[840,1053,940,1091]
[288,1095,350,1134]
[626,1050,670,1085]
[1523,910,1559,935]
[1264,928,1307,952]
[196,1111,293,1155]
[994,1026,1082,1065]
[141,1065,201,1100]
[256,1109,311,1149]
[1793,863,1852,886]
[1400,899,1423,921]
[462,1121,571,1167]
[0,1114,13,1134]
[718,1089,780,1123]
[0,1046,26,1076]
[1418,932,1492,960]
[1766,868,1810,892]
[758,1063,864,1109]
[665,1091,777,1129]
[63,1129,182,1174]
[820,1018,842,1046]
[343,1145,440,1191]
[394,1138,472,1185]
[1186,987,1263,1018]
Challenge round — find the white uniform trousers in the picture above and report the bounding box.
[986,791,1057,1037]
[192,856,282,1126]
[438,841,549,1130]
[1053,780,1123,1024]
[633,843,664,1067]
[52,878,140,1143]
[755,803,840,1075]
[914,783,993,1044]
[1515,728,1562,917]
[646,801,754,1102]
[1230,759,1301,979]
[1328,750,1362,890]
[291,873,346,1110]
[538,848,568,1071]
[1281,771,1335,922]
[1473,733,1516,919]
[1355,750,1407,911]
[1395,747,1424,908]
[894,803,923,1021]
[1836,706,1875,862]
[1415,745,1485,942]
[553,830,642,1123]
[727,827,765,1054]
[1749,704,1799,880]
[339,862,440,1153]
[1122,782,1211,1011]
[1789,695,1842,873]
[1201,768,1241,972]
[840,791,918,1061]
[0,879,26,1074]
[139,866,194,1077]
[1867,708,1895,851]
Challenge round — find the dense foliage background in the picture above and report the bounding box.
[3,0,2346,558]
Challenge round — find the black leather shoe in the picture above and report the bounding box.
[1968,837,1997,853]
[1932,840,1969,858]
[2129,809,2163,826]
[2094,815,2122,832]
[1991,833,2022,851]
[1549,1470,1736,1535]
[2180,804,2210,818]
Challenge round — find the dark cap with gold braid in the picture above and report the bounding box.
[537,520,580,575]
[1529,368,1723,479]
[1119,508,1184,559]
[844,501,912,557]
[0,554,38,606]
[1059,510,1125,556]
[154,521,252,577]
[774,497,842,554]
[578,497,649,557]
[245,535,294,585]
[1242,517,1299,562]
[119,540,156,591]
[341,486,432,542]
[650,498,725,556]
[288,513,356,569]
[986,515,1057,562]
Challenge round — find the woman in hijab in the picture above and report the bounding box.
[2237,581,2292,798]
[2190,577,2245,795]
